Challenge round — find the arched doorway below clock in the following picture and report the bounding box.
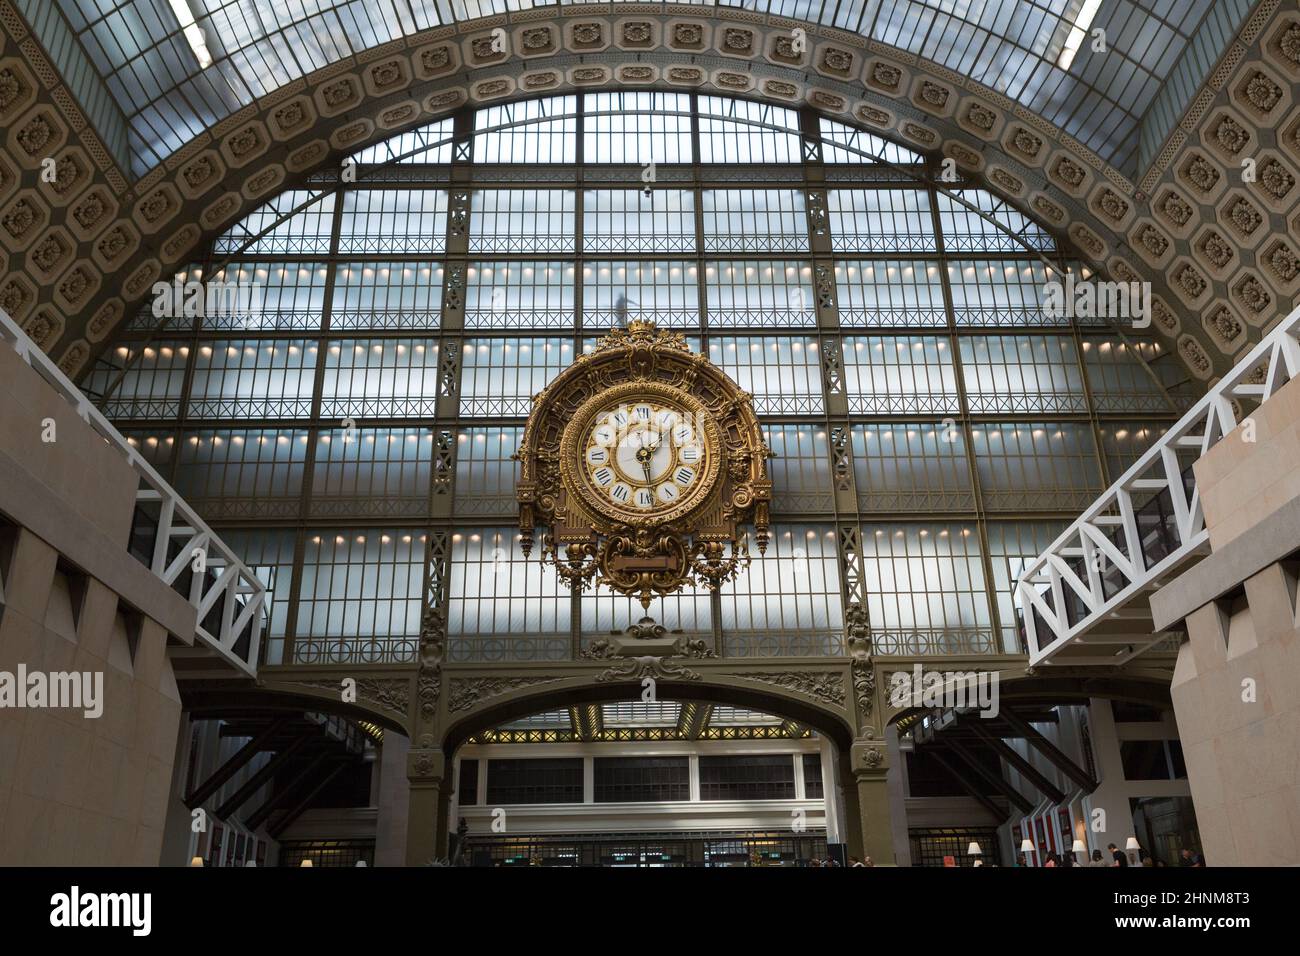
[402,679,895,867]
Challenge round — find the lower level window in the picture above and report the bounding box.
[698,755,795,800]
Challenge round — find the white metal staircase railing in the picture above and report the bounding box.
[0,309,265,676]
[1018,304,1300,666]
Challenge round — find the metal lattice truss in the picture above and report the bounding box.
[0,307,266,677]
[1020,304,1300,667]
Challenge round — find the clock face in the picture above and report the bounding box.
[581,400,710,516]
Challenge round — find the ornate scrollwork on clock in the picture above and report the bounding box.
[517,320,771,608]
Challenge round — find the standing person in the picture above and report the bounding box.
[1108,843,1128,866]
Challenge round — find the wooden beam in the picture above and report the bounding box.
[243,752,328,831]
[214,735,308,820]
[926,748,1007,823]
[267,762,350,839]
[940,739,1036,815]
[997,709,1097,792]
[964,719,1066,804]
[185,717,288,809]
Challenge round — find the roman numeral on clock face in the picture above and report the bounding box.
[583,399,710,513]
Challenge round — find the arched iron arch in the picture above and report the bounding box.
[183,681,412,737]
[440,675,856,756]
[96,87,1121,402]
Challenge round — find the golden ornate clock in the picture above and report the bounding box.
[516,320,771,609]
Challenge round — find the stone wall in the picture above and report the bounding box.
[1154,374,1300,865]
[0,342,189,864]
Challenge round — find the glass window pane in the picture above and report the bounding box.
[447,528,570,662]
[861,522,994,655]
[828,188,936,252]
[295,530,424,665]
[842,335,959,415]
[836,260,945,328]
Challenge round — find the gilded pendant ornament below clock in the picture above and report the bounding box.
[516,320,771,609]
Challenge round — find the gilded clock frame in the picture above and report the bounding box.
[516,320,772,608]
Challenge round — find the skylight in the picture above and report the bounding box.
[167,0,213,69]
[1058,0,1105,70]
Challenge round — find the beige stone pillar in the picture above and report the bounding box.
[1167,562,1300,866]
[850,741,895,865]
[838,771,864,860]
[374,731,410,866]
[404,748,451,866]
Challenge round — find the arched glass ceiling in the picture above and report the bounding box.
[52,0,1222,177]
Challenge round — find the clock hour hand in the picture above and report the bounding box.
[634,443,655,487]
